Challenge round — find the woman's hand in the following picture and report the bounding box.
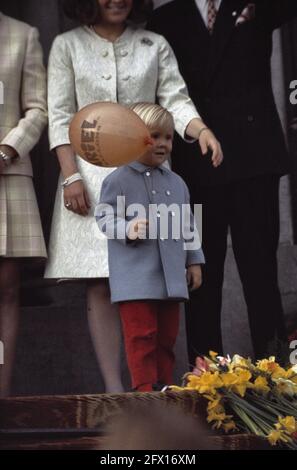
[64,180,91,216]
[0,145,18,174]
[187,264,202,291]
[198,128,223,168]
[186,118,224,168]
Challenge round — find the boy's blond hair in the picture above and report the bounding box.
[129,102,174,131]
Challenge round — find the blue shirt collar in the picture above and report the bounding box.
[128,161,170,174]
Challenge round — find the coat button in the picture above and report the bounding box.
[146,171,151,177]
[166,190,171,196]
[247,115,254,122]
[102,51,108,57]
[232,11,237,17]
[102,74,112,80]
[152,190,156,195]
[121,50,128,57]
[122,75,130,81]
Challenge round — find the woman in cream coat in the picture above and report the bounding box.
[46,0,222,392]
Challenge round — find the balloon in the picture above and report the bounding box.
[69,102,153,167]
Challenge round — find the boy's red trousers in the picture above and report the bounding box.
[119,300,180,392]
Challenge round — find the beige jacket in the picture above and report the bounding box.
[0,12,47,176]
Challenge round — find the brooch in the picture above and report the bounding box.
[141,37,153,46]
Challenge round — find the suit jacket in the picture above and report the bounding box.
[148,0,297,186]
[95,161,205,303]
[0,12,47,177]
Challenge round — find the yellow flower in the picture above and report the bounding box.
[194,371,223,395]
[207,398,223,411]
[221,370,252,397]
[268,430,282,446]
[276,416,297,434]
[187,375,203,388]
[207,410,234,430]
[271,366,289,380]
[253,376,270,395]
[256,357,281,375]
[285,365,297,381]
[221,372,238,387]
[209,351,218,359]
[222,421,237,433]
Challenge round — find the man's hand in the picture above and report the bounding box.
[187,264,202,291]
[198,129,223,168]
[127,219,149,241]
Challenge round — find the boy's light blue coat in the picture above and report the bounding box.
[96,161,205,303]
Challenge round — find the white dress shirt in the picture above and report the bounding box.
[195,0,222,26]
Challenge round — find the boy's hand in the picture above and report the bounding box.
[127,219,149,240]
[187,265,202,291]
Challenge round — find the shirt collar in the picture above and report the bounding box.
[128,161,170,174]
[195,0,221,8]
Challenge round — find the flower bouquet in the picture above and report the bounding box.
[171,352,297,449]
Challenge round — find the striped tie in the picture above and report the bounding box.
[207,0,217,34]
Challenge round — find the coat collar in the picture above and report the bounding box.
[128,161,170,174]
[84,24,136,45]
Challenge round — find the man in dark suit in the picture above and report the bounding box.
[148,0,297,363]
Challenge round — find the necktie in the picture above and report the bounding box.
[207,0,217,34]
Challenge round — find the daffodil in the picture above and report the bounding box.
[268,430,282,446]
[207,411,233,429]
[222,420,237,433]
[276,416,297,434]
[193,371,223,395]
[209,351,218,359]
[207,398,223,412]
[253,376,270,395]
[256,357,275,370]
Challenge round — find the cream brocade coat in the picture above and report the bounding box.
[45,25,200,278]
